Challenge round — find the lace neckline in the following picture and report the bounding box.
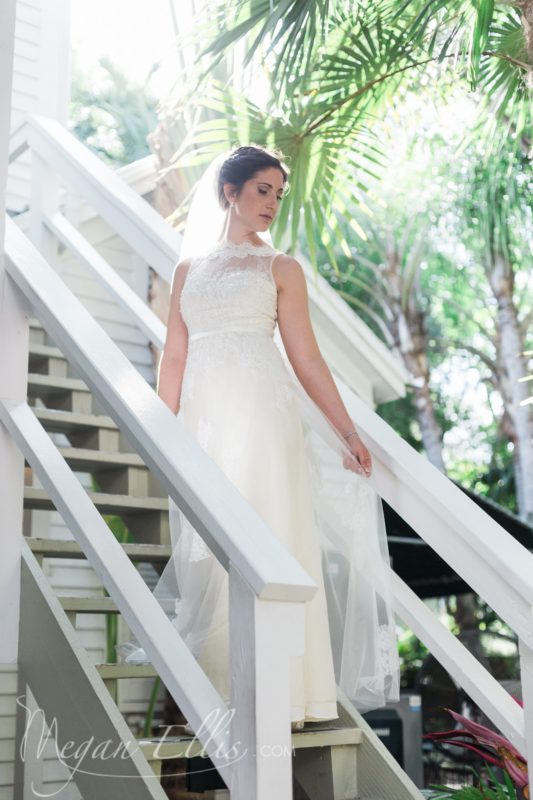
[211,239,275,254]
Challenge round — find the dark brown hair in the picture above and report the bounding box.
[216,145,290,210]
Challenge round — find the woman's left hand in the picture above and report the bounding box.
[342,434,372,476]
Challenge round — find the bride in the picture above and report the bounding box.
[128,145,400,729]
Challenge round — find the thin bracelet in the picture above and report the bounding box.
[343,430,360,440]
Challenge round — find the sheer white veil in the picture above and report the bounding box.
[129,149,401,715]
[179,148,273,263]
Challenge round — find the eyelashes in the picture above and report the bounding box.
[258,188,284,201]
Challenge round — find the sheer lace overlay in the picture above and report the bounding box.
[150,239,400,719]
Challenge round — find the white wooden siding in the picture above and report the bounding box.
[8,0,41,215]
[16,687,82,800]
[0,667,16,800]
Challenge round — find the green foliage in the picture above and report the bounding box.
[425,763,520,799]
[397,627,429,688]
[68,57,160,166]
[142,677,161,737]
[102,514,135,664]
[377,394,423,451]
[92,470,135,664]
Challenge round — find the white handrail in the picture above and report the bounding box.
[9,114,179,282]
[13,114,531,631]
[5,216,316,604]
[336,379,533,643]
[44,210,166,349]
[9,111,533,772]
[1,399,229,764]
[3,401,304,793]
[388,567,526,753]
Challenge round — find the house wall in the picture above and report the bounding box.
[4,1,157,794]
[0,667,17,800]
[8,0,156,717]
[1,2,25,798]
[7,0,70,215]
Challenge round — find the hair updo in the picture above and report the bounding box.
[216,145,290,210]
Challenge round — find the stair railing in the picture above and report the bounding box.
[8,113,533,778]
[2,217,316,800]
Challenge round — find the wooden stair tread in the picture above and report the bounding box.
[24,486,168,513]
[27,537,171,562]
[60,596,119,613]
[27,372,90,394]
[138,725,363,761]
[33,407,118,432]
[59,596,174,614]
[96,663,159,679]
[55,446,145,469]
[28,343,65,360]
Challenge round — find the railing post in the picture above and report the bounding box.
[29,153,60,265]
[518,635,533,795]
[228,565,306,799]
[0,0,27,665]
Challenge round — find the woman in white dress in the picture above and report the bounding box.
[146,145,400,729]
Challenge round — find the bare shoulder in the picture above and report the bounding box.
[271,253,305,291]
[171,256,194,291]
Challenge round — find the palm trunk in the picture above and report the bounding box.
[488,252,533,523]
[386,250,446,472]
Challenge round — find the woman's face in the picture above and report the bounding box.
[225,167,285,231]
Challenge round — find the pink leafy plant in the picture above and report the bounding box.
[424,699,528,799]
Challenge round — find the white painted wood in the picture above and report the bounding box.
[29,151,59,262]
[45,211,166,348]
[337,690,425,800]
[1,398,314,787]
[389,568,526,754]
[15,684,83,800]
[9,422,230,766]
[0,0,17,183]
[7,0,70,216]
[49,213,155,383]
[12,114,182,281]
[229,565,306,799]
[0,0,24,669]
[4,219,317,604]
[0,666,17,800]
[519,636,533,783]
[17,544,167,800]
[9,116,407,405]
[36,0,70,123]
[293,743,359,800]
[336,380,533,642]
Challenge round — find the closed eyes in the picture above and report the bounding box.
[259,188,284,201]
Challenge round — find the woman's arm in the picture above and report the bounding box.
[156,259,191,414]
[273,254,371,475]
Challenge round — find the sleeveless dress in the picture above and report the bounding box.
[151,238,401,721]
[175,239,338,722]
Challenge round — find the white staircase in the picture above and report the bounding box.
[2,113,533,799]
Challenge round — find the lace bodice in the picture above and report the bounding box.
[180,239,280,339]
[179,239,297,413]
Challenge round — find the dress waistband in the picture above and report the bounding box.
[189,328,272,342]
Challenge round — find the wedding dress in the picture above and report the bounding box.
[140,237,401,722]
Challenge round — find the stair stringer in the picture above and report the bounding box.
[337,689,425,800]
[15,541,167,800]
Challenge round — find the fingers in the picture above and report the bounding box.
[342,450,372,476]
